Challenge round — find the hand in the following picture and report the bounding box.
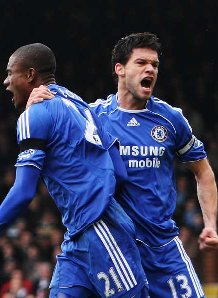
[198,227,218,250]
[204,236,218,249]
[26,85,54,109]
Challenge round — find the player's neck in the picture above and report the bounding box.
[117,90,148,110]
[40,74,56,86]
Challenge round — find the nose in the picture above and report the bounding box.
[145,63,155,73]
[3,76,9,87]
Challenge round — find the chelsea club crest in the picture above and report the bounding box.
[151,125,168,142]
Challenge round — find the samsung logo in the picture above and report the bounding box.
[120,145,165,157]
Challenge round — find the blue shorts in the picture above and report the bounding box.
[138,236,205,298]
[49,199,149,298]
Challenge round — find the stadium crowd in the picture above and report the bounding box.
[0,0,218,296]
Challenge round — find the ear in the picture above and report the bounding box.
[115,63,125,77]
[27,68,36,83]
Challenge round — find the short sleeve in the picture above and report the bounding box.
[15,103,51,170]
[174,109,206,162]
[17,104,51,144]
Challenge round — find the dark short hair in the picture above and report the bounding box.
[12,43,56,75]
[111,32,162,82]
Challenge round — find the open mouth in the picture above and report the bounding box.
[141,77,152,88]
[9,92,15,103]
[5,89,15,103]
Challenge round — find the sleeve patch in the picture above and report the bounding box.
[16,149,46,170]
[17,149,37,162]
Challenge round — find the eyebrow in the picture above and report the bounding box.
[135,58,159,64]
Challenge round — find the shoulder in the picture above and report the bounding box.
[89,94,117,116]
[17,102,52,134]
[28,96,68,118]
[149,96,182,116]
[149,96,189,125]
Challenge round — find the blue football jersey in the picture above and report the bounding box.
[15,84,118,238]
[90,93,207,246]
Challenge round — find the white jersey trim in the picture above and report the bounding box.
[94,220,137,292]
[89,94,113,108]
[175,237,204,297]
[18,109,31,141]
[15,163,42,170]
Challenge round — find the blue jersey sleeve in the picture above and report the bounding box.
[16,104,51,169]
[0,103,52,234]
[0,166,41,234]
[174,108,206,162]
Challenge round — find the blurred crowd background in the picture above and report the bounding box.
[0,0,218,297]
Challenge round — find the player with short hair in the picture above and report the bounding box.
[89,32,218,297]
[0,43,149,298]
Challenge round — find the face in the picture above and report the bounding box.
[4,55,32,109]
[116,48,159,103]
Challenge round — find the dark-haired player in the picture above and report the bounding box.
[91,32,217,297]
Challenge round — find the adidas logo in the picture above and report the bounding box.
[127,117,140,126]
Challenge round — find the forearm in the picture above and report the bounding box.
[196,167,217,231]
[0,186,30,231]
[0,166,40,233]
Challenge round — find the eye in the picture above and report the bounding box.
[152,62,159,68]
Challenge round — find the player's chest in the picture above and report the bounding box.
[107,112,175,160]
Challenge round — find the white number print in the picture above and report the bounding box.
[97,271,115,297]
[84,109,102,145]
[97,267,123,297]
[168,274,192,298]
